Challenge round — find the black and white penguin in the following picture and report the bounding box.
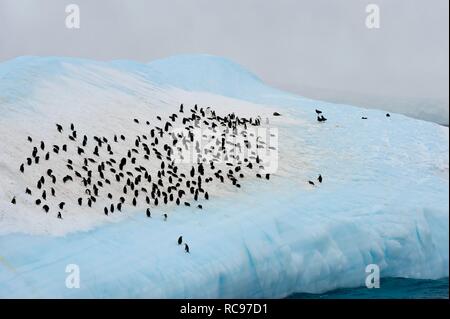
[184,243,190,254]
[178,236,183,245]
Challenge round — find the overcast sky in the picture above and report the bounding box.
[0,0,448,123]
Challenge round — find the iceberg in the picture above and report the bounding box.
[0,55,448,298]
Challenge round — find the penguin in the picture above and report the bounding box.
[56,124,63,133]
[11,196,16,205]
[386,113,391,117]
[146,208,151,218]
[179,104,184,113]
[317,115,327,122]
[362,117,368,120]
[42,205,49,213]
[57,212,62,219]
[104,207,108,215]
[184,243,190,254]
[318,174,323,183]
[273,112,281,116]
[315,109,322,115]
[25,188,32,195]
[63,175,73,183]
[59,202,65,209]
[27,136,33,142]
[178,236,183,245]
[163,213,168,221]
[308,180,315,186]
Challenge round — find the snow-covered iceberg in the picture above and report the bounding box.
[0,55,448,298]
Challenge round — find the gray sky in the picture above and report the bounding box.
[0,0,448,124]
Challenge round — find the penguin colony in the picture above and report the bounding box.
[11,105,389,217]
[9,104,392,251]
[11,104,277,224]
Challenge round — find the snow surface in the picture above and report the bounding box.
[0,54,448,298]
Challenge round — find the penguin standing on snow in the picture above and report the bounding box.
[146,208,151,218]
[184,243,190,254]
[318,174,323,183]
[317,115,327,122]
[11,196,16,205]
[178,236,183,245]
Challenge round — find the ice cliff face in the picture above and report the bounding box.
[0,55,448,298]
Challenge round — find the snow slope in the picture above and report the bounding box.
[0,55,448,298]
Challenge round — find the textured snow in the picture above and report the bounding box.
[0,55,448,298]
